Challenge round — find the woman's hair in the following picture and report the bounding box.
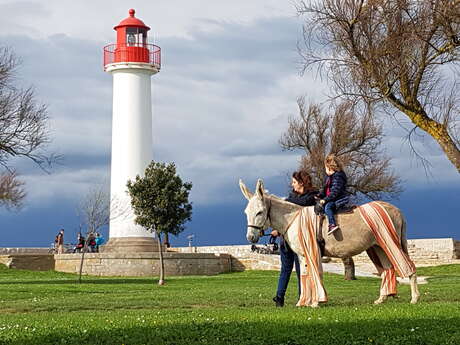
[324,154,343,172]
[292,170,315,192]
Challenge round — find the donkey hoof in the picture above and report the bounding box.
[374,296,387,304]
[410,295,420,304]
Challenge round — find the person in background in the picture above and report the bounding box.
[95,233,105,253]
[271,170,318,307]
[87,233,97,253]
[74,233,85,253]
[55,229,65,254]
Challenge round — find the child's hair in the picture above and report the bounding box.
[324,154,343,172]
[292,170,315,191]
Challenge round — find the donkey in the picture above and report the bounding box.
[240,179,420,306]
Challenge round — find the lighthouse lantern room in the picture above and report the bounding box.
[103,9,161,253]
[104,9,161,68]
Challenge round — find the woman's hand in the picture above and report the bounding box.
[271,230,280,237]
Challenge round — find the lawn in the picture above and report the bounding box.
[0,264,459,345]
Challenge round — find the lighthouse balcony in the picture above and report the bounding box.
[103,43,161,71]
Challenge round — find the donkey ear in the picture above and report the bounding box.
[255,179,265,199]
[239,179,253,200]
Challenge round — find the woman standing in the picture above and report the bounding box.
[271,171,317,307]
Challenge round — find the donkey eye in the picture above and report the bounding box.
[256,211,263,217]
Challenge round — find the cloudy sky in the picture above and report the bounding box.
[0,0,458,248]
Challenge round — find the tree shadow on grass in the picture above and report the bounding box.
[3,316,460,345]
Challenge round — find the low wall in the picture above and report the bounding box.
[0,254,55,271]
[174,238,460,270]
[349,238,460,265]
[0,248,49,255]
[1,238,458,274]
[172,245,285,271]
[54,252,232,277]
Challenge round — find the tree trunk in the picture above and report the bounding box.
[78,242,88,284]
[434,128,460,173]
[157,233,165,285]
[342,257,356,280]
[411,114,460,173]
[387,97,460,173]
[164,233,170,248]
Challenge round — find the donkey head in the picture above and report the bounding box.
[239,179,270,243]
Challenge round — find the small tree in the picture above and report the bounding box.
[75,183,110,283]
[77,183,110,235]
[127,161,192,285]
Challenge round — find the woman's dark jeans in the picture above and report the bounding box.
[276,240,300,299]
[324,196,350,226]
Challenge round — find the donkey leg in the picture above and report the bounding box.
[400,215,420,304]
[374,268,397,304]
[374,295,388,304]
[367,246,397,304]
[409,273,420,304]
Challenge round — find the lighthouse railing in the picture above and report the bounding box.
[103,43,161,69]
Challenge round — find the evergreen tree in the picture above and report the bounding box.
[127,161,192,285]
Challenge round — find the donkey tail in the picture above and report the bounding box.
[400,215,409,254]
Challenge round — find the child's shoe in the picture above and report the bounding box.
[328,224,339,235]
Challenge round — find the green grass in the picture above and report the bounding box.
[0,264,459,345]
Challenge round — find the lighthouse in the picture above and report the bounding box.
[103,9,161,252]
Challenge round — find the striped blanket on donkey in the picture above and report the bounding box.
[295,202,416,306]
[358,201,416,296]
[294,207,328,307]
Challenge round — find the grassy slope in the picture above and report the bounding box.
[0,265,459,345]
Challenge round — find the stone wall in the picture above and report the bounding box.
[348,238,460,265]
[172,245,284,271]
[0,254,55,270]
[0,248,49,255]
[173,238,460,270]
[1,238,458,275]
[54,252,232,276]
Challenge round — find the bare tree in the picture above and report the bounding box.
[77,183,110,235]
[296,0,460,172]
[280,97,402,201]
[75,182,131,283]
[0,170,25,210]
[0,46,57,209]
[280,98,401,280]
[75,183,110,284]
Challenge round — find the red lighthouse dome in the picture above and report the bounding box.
[103,9,161,70]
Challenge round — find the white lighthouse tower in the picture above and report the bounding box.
[103,9,161,252]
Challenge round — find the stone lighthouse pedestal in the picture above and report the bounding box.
[54,9,230,277]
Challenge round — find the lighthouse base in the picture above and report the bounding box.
[101,237,162,253]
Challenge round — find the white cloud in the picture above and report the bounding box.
[20,165,110,208]
[0,0,293,41]
[0,0,457,215]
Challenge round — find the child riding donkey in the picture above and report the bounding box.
[317,154,350,235]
